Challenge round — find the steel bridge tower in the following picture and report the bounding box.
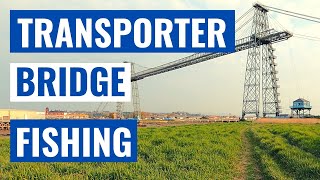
[116,62,141,120]
[242,4,281,119]
[131,63,141,120]
[116,102,124,119]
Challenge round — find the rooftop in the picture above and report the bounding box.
[294,98,310,103]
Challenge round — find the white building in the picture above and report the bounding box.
[0,109,45,122]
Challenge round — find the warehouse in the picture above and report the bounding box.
[0,109,45,121]
[0,109,45,132]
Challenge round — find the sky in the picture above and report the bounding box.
[0,0,320,116]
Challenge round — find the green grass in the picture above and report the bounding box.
[248,124,320,180]
[267,125,320,158]
[0,123,248,179]
[1,123,320,179]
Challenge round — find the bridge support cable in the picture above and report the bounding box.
[262,4,320,24]
[96,102,104,112]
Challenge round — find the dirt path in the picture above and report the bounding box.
[235,128,262,180]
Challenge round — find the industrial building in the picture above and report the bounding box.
[45,107,89,119]
[0,108,90,133]
[0,108,90,120]
[0,109,45,121]
[0,109,45,131]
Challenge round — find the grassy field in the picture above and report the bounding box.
[0,123,320,179]
[247,124,320,179]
